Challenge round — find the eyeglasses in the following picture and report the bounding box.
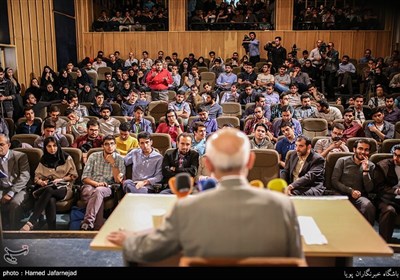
[103,142,115,146]
[254,111,263,113]
[393,153,400,158]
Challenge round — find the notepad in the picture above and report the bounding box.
[0,170,7,179]
[297,216,328,245]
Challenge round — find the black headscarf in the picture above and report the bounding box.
[40,136,69,169]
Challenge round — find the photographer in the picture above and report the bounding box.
[72,119,103,163]
[264,36,287,73]
[321,42,339,100]
[314,123,349,158]
[242,32,260,65]
[20,136,78,231]
[309,40,323,68]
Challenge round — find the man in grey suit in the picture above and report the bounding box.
[107,128,303,263]
[281,135,325,196]
[0,134,31,229]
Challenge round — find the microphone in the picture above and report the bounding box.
[168,172,193,198]
[198,178,217,192]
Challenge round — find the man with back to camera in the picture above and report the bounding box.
[107,128,303,263]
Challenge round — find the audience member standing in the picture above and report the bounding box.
[146,60,172,101]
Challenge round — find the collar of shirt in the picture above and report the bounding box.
[1,150,10,161]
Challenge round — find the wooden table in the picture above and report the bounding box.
[91,194,393,266]
[291,196,393,266]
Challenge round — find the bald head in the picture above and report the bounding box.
[205,128,253,175]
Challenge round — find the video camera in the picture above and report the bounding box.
[80,141,93,153]
[291,44,300,58]
[263,41,276,51]
[242,35,251,53]
[319,43,327,54]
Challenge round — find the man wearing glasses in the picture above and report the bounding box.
[374,144,400,242]
[80,135,125,230]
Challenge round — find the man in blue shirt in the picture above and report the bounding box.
[123,132,163,193]
[247,32,260,65]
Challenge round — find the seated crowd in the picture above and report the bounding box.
[1,44,400,244]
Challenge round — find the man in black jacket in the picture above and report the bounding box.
[161,132,199,194]
[374,144,400,242]
[281,135,325,196]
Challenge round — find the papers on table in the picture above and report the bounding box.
[297,216,328,245]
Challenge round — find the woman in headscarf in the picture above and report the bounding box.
[5,67,21,94]
[40,65,58,87]
[58,68,75,91]
[24,78,43,103]
[75,68,93,94]
[20,136,78,231]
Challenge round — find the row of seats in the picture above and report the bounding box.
[11,132,174,156]
[14,147,279,217]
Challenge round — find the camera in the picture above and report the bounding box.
[291,44,300,58]
[80,141,93,153]
[263,41,276,51]
[242,35,251,53]
[319,43,327,54]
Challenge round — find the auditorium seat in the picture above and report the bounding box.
[381,139,400,153]
[248,149,279,187]
[324,152,353,192]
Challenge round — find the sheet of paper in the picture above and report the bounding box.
[297,216,328,245]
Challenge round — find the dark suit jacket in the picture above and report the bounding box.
[0,150,30,194]
[281,150,325,196]
[374,158,400,209]
[162,148,199,183]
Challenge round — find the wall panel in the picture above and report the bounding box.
[7,0,56,91]
[80,30,392,63]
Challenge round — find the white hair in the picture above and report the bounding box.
[205,129,250,171]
